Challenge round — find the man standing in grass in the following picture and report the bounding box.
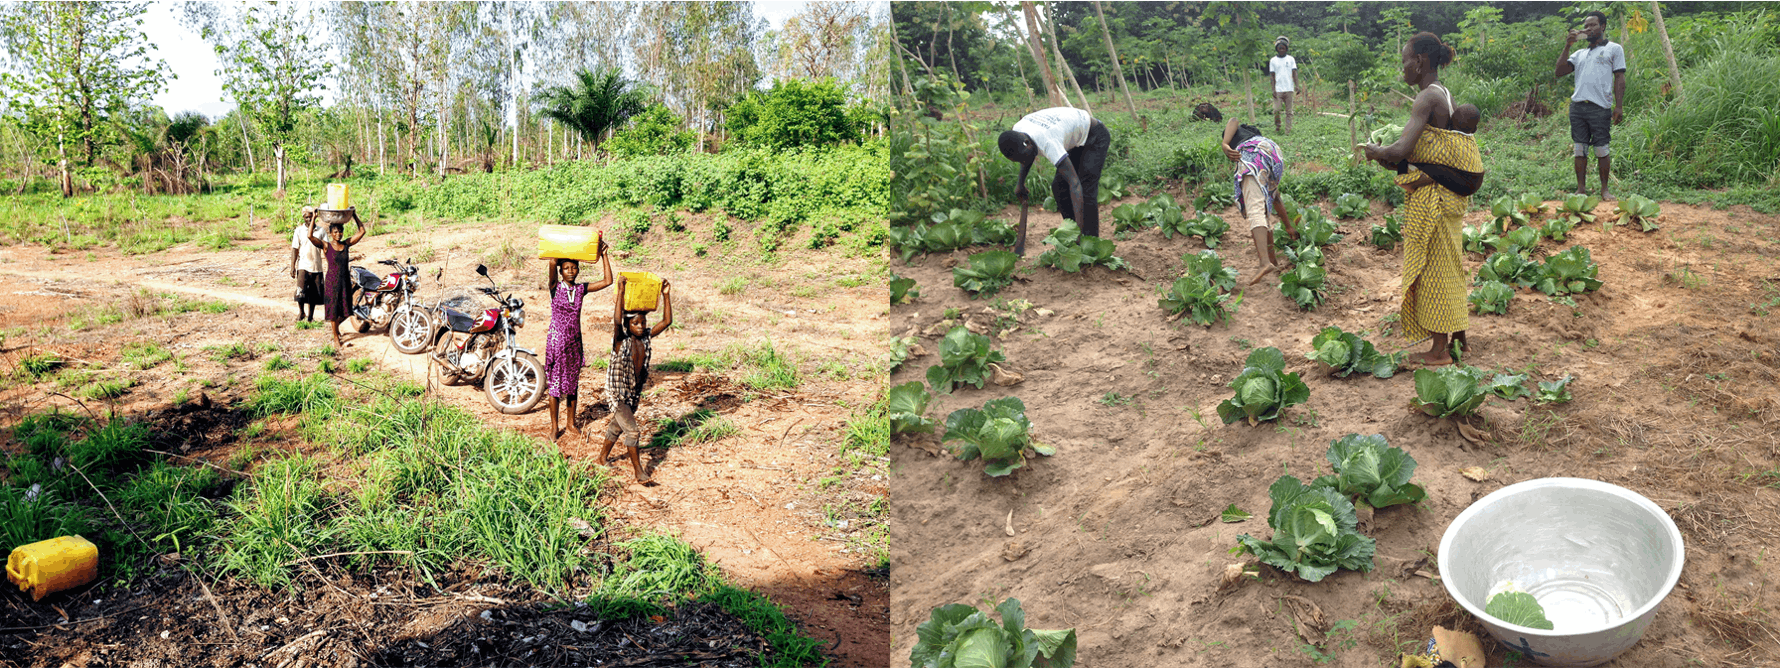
[1556,10,1626,201]
[1268,36,1299,136]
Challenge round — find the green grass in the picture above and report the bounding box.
[79,378,135,400]
[736,341,801,391]
[648,409,738,448]
[719,276,749,295]
[18,353,62,379]
[248,373,339,417]
[841,396,890,465]
[262,354,296,372]
[345,358,374,373]
[296,320,320,330]
[207,342,256,363]
[121,342,173,370]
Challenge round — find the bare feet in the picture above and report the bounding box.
[1599,190,1614,202]
[567,425,583,437]
[1404,350,1454,367]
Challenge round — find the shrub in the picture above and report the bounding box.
[726,78,863,150]
[606,105,697,158]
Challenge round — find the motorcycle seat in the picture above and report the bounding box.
[442,307,500,333]
[351,266,385,291]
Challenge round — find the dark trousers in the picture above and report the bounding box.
[1052,120,1111,238]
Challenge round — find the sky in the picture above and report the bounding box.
[143,1,818,120]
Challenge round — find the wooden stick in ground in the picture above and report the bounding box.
[1016,195,1030,256]
[196,575,241,643]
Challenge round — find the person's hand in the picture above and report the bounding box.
[1612,108,1623,125]
[1360,143,1382,162]
[660,281,671,296]
[1221,144,1240,162]
[290,267,296,279]
[1566,29,1582,45]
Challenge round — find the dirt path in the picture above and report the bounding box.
[892,195,1780,667]
[0,212,889,666]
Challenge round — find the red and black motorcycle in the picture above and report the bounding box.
[426,264,544,414]
[349,258,431,354]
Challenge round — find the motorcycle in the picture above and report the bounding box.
[427,264,545,414]
[349,258,431,355]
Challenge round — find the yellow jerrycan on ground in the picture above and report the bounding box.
[537,225,603,263]
[7,535,98,601]
[619,271,662,312]
[325,183,350,210]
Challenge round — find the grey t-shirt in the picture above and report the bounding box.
[1567,41,1626,109]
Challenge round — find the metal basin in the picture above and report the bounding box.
[1438,478,1684,666]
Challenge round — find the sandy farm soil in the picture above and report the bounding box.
[890,191,1780,667]
[0,212,889,666]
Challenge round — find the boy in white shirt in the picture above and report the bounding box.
[1268,37,1299,135]
[997,107,1110,255]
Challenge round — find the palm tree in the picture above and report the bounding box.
[534,67,648,155]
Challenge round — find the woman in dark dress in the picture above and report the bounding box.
[308,212,370,348]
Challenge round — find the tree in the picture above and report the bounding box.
[1091,1,1140,128]
[633,2,761,149]
[534,67,648,153]
[764,1,872,87]
[726,77,862,150]
[605,105,696,158]
[1650,1,1682,101]
[190,2,334,196]
[0,1,170,197]
[1019,2,1064,106]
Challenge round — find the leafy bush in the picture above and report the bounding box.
[1234,475,1377,583]
[1310,434,1426,509]
[910,598,1076,668]
[1332,193,1369,219]
[1193,189,1234,212]
[1412,366,1490,418]
[725,78,862,150]
[1305,327,1399,379]
[891,275,919,304]
[1370,214,1402,249]
[943,397,1053,477]
[1535,375,1575,404]
[1613,194,1661,232]
[925,327,1005,393]
[605,105,696,158]
[1469,281,1514,315]
[1217,348,1310,425]
[888,381,935,436]
[1279,263,1328,310]
[1533,246,1603,296]
[1037,221,1127,273]
[1279,195,1343,247]
[1159,274,1241,327]
[953,250,1020,299]
[1476,252,1538,288]
[1181,249,1239,291]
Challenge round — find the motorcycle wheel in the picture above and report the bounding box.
[485,352,545,415]
[431,335,466,386]
[390,309,430,354]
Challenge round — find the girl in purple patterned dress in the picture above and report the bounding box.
[543,241,612,439]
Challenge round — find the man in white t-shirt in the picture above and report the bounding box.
[289,206,326,321]
[997,107,1110,255]
[1556,10,1626,200]
[1267,37,1299,135]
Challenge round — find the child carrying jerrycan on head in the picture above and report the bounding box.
[597,271,671,485]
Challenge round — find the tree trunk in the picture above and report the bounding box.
[238,112,255,173]
[508,3,520,169]
[1651,1,1682,101]
[274,144,286,196]
[1011,28,1036,110]
[1019,2,1062,107]
[378,113,386,175]
[1092,1,1142,129]
[1041,2,1089,113]
[888,10,918,101]
[58,133,72,198]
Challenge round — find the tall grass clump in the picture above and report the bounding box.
[216,454,333,588]
[248,372,339,417]
[1622,40,1780,188]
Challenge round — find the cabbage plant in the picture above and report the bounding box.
[943,397,1053,477]
[1217,347,1310,425]
[1159,274,1241,326]
[1310,434,1426,509]
[926,327,1005,393]
[1181,249,1239,291]
[1279,263,1328,310]
[891,275,919,304]
[952,250,1020,299]
[1487,372,1530,399]
[1333,193,1369,219]
[1037,221,1127,274]
[1305,327,1399,378]
[1235,475,1377,582]
[1613,194,1660,232]
[1477,252,1538,288]
[910,598,1076,668]
[1412,366,1491,418]
[1469,281,1514,315]
[889,381,935,436]
[1533,246,1603,296]
[1535,375,1574,404]
[1371,214,1402,250]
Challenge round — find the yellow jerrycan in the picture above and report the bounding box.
[325,183,350,210]
[619,272,662,312]
[537,225,603,262]
[7,535,99,601]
